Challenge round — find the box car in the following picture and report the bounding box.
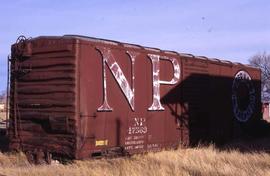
[8,35,261,163]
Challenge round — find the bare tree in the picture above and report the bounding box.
[249,52,270,102]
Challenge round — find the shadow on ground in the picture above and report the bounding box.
[220,119,270,153]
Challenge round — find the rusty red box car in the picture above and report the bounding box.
[8,35,261,162]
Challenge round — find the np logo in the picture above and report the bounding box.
[232,70,256,122]
[96,47,180,112]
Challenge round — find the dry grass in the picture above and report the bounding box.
[0,146,270,176]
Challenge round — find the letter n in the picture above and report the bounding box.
[96,47,138,111]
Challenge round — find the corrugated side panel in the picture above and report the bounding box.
[76,41,182,158]
[9,38,77,158]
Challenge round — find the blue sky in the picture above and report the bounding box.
[0,0,269,91]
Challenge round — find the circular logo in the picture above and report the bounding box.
[232,71,256,122]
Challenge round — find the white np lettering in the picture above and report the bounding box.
[147,54,180,111]
[96,47,138,111]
